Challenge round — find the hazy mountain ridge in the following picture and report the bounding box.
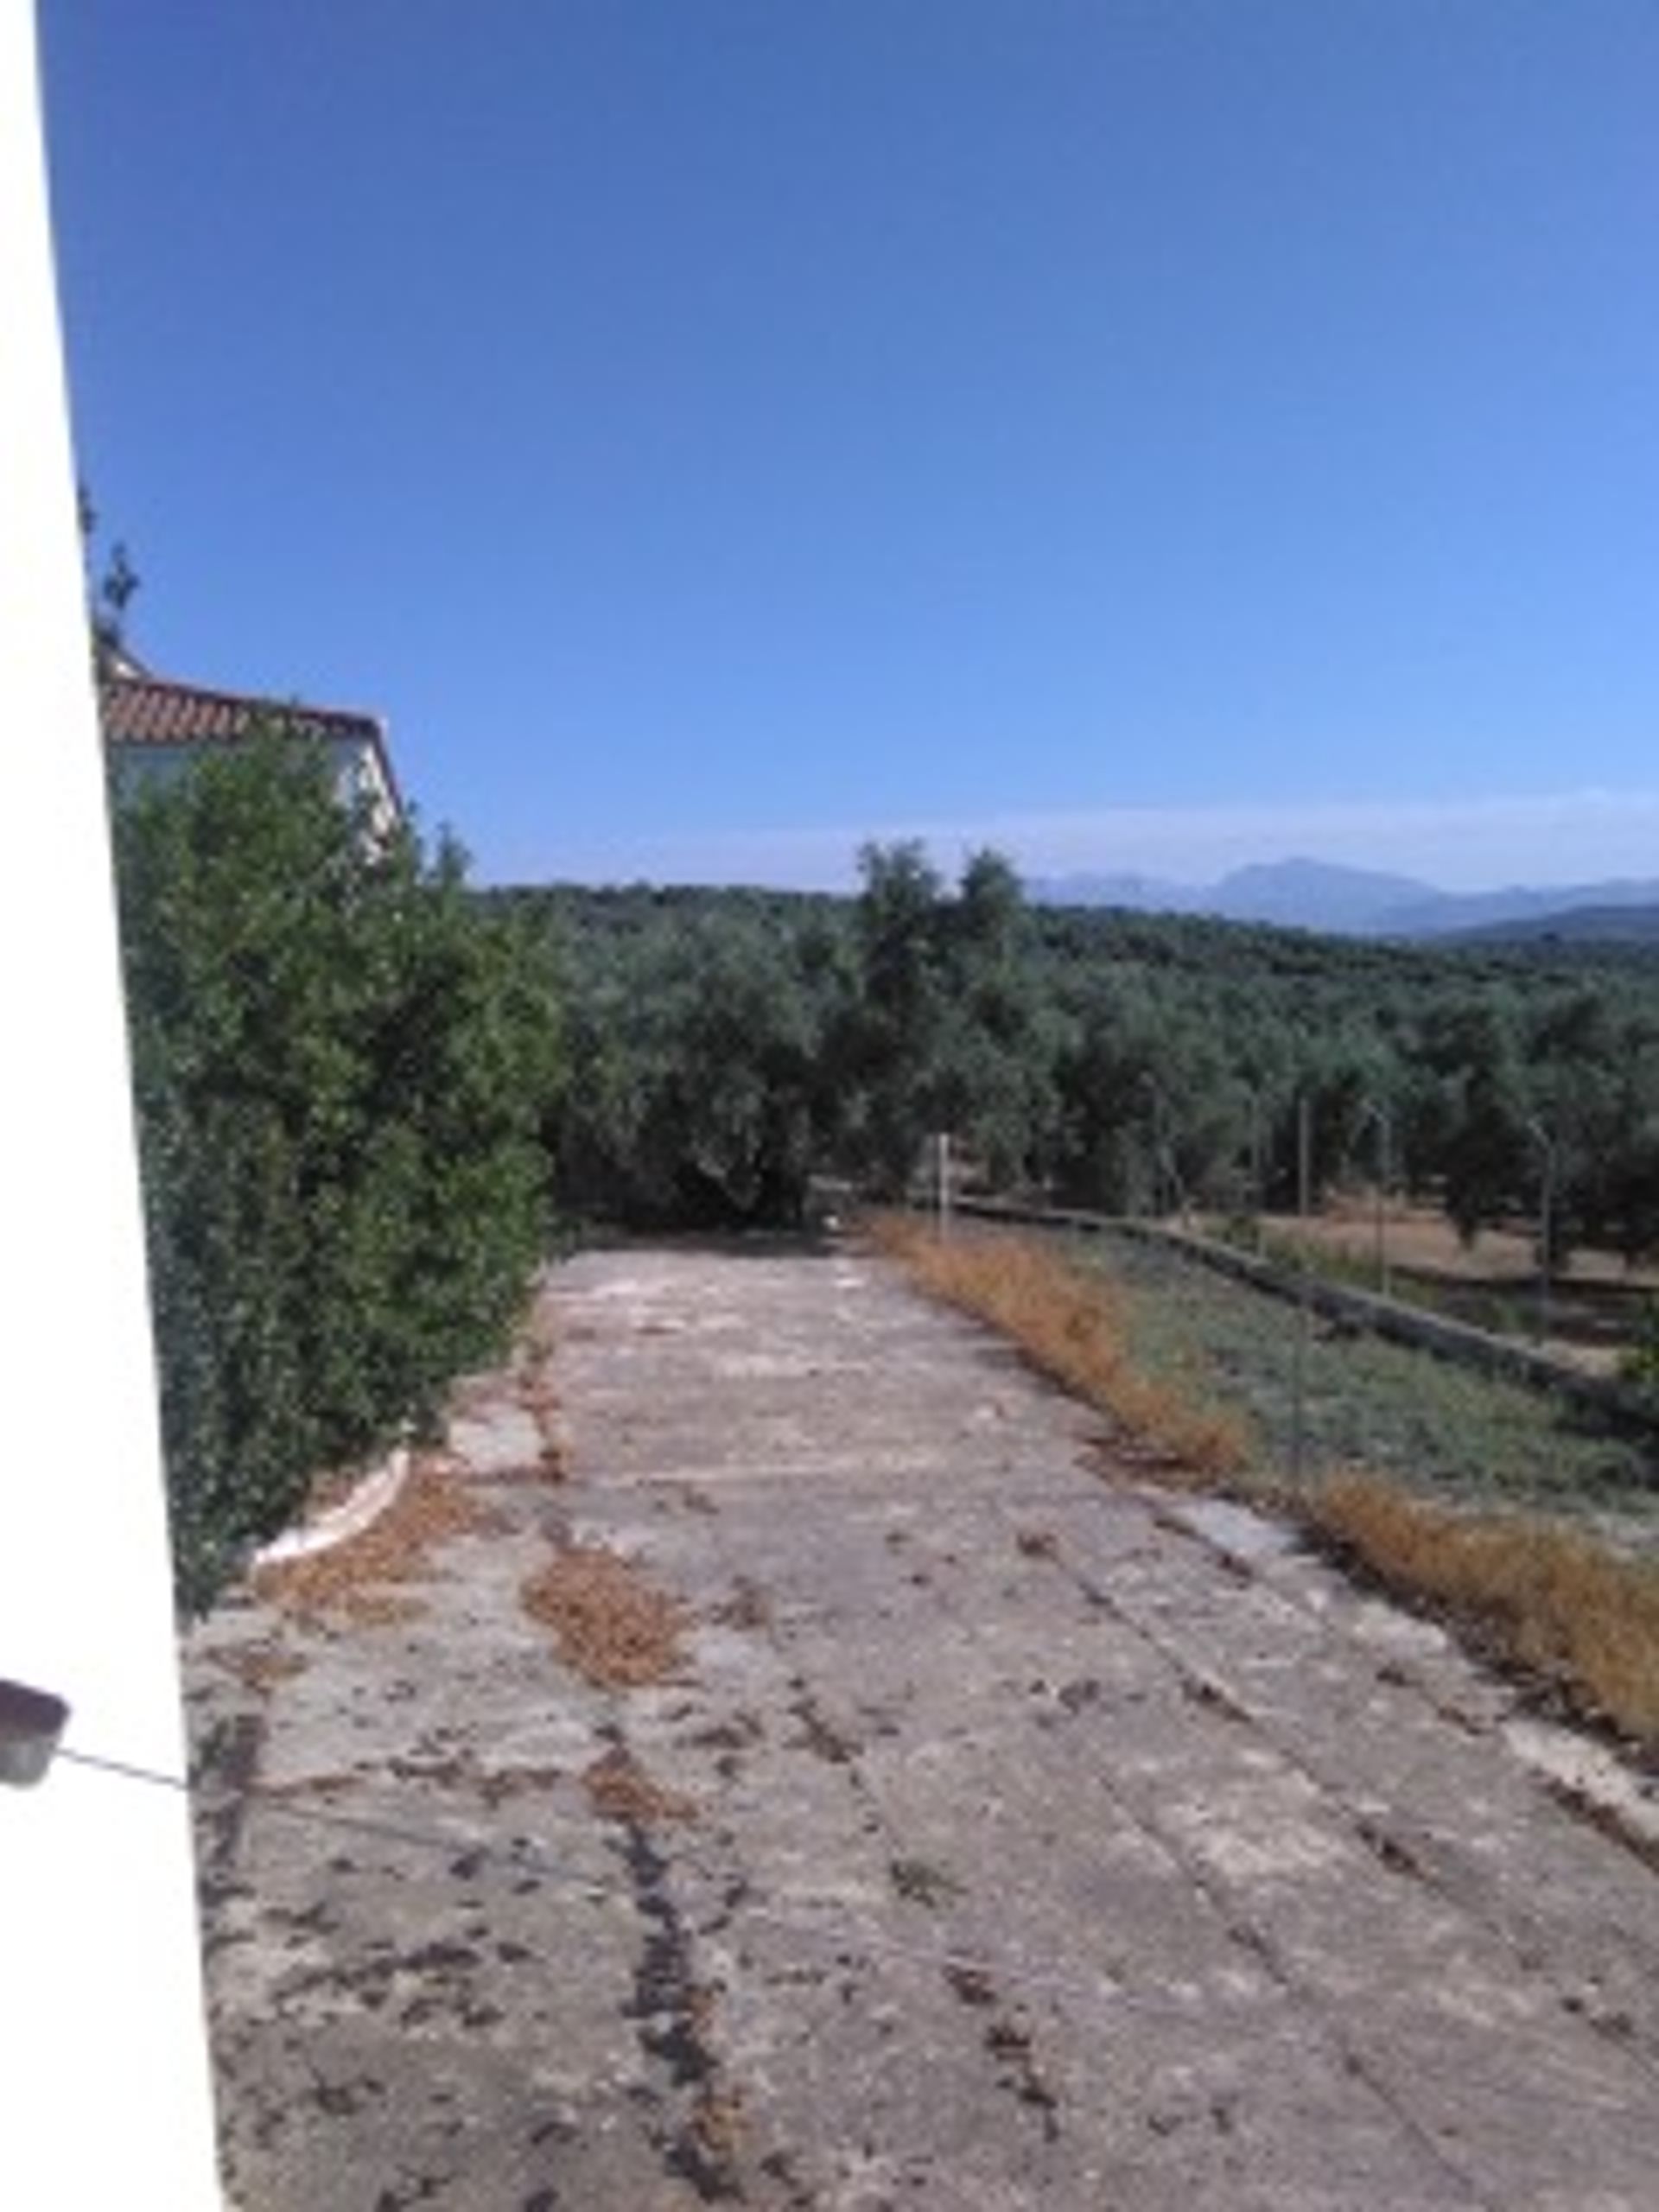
[1030,857,1659,939]
[1444,903,1659,948]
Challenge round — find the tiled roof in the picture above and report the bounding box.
[101,671,402,816]
[103,671,378,747]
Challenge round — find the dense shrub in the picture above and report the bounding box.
[111,733,558,1611]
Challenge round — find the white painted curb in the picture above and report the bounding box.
[251,1446,411,1570]
[1503,1714,1659,1858]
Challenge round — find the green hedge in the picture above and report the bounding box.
[111,733,559,1612]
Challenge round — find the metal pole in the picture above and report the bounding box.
[1541,1146,1554,1343]
[1524,1117,1554,1343]
[1360,1100,1392,1299]
[1292,1094,1311,1484]
[1139,1071,1160,1219]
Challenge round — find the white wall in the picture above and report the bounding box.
[111,727,399,842]
[0,6,221,2202]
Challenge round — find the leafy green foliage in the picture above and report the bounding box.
[113,733,557,1611]
[842,842,1063,1194]
[496,853,1659,1280]
[79,484,139,672]
[548,895,846,1226]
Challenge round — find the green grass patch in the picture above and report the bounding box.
[1070,1230,1659,1545]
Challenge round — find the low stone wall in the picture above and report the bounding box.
[942,1194,1657,1433]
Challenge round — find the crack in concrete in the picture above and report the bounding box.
[617,1808,745,2201]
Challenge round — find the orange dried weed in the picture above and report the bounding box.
[252,1451,501,1621]
[1308,1470,1659,1752]
[869,1213,1249,1478]
[521,1544,690,1686]
[581,1743,697,1825]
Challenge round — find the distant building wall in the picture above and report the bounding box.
[110,728,397,836]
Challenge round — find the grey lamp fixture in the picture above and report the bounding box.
[0,1677,70,1788]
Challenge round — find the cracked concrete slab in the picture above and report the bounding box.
[188,1242,1659,2209]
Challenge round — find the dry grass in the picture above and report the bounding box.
[203,1640,310,1693]
[1259,1199,1659,1289]
[518,1303,567,1482]
[580,1743,698,1826]
[868,1214,1249,1478]
[1308,1471,1659,1752]
[384,1749,565,1806]
[252,1451,504,1620]
[254,1770,362,1802]
[521,1544,691,1686]
[873,1212,1659,1758]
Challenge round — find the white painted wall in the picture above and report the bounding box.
[111,727,402,844]
[0,7,221,2202]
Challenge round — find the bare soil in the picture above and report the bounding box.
[1252,1198,1659,1369]
[1265,1197,1659,1285]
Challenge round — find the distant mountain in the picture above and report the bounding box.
[1214,859,1433,932]
[1028,868,1205,916]
[1377,878,1659,938]
[1028,857,1659,940]
[1030,856,1435,934]
[1444,902,1659,948]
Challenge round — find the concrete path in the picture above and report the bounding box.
[188,1243,1659,2209]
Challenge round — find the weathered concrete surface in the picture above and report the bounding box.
[188,1243,1659,2209]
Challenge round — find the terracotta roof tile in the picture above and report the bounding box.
[102,671,378,746]
[101,672,403,817]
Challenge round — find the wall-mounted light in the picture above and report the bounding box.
[0,1677,70,1788]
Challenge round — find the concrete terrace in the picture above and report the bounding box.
[188,1242,1659,2209]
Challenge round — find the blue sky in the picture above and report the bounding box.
[42,2,1659,891]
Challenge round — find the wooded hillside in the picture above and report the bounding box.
[493,848,1659,1262]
